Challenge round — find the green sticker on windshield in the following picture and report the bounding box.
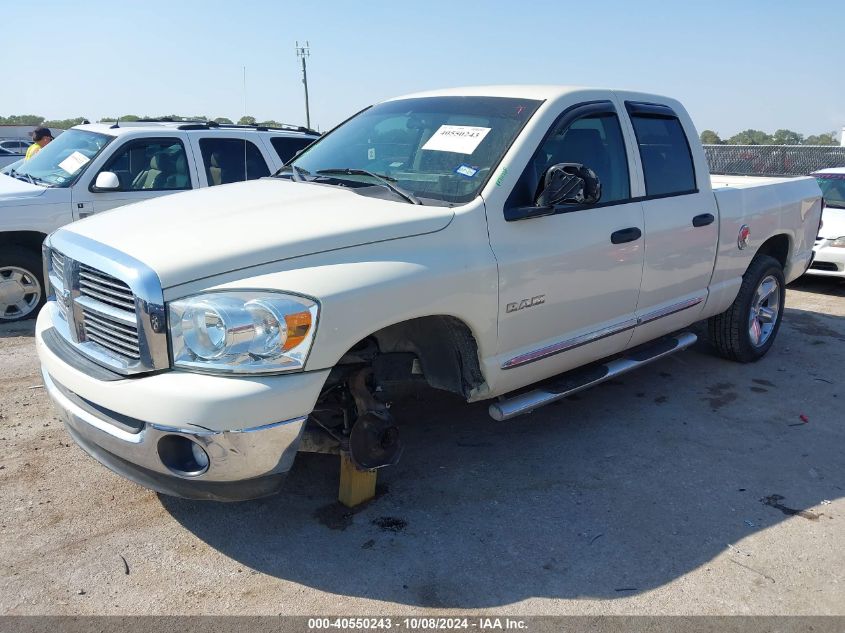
[495,167,509,186]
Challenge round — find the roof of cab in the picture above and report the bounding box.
[383,85,682,115]
[70,121,318,137]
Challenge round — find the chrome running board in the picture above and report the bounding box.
[488,332,697,421]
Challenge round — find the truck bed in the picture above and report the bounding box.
[710,174,801,189]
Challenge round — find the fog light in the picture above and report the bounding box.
[157,435,210,477]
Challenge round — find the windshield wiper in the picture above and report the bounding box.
[274,164,311,182]
[315,168,422,205]
[7,168,38,186]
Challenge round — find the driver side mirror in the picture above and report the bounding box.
[93,171,120,191]
[536,163,601,208]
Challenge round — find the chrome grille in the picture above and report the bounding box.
[51,251,65,280]
[49,250,69,322]
[45,235,168,376]
[76,264,140,360]
[81,307,141,359]
[78,264,136,311]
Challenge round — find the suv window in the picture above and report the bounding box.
[270,136,314,164]
[629,115,696,196]
[199,138,270,186]
[99,138,191,191]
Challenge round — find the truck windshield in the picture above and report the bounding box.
[10,129,112,188]
[286,96,542,205]
[815,174,845,209]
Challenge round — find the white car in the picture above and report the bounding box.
[807,167,845,277]
[35,86,821,501]
[0,139,28,169]
[0,120,318,322]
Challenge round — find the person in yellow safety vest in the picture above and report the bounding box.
[25,127,53,160]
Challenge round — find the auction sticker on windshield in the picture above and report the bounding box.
[58,151,90,174]
[422,125,491,155]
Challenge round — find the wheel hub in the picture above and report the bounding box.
[748,274,780,348]
[0,266,41,319]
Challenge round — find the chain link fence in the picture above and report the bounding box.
[704,144,845,177]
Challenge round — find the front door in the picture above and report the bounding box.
[73,136,196,219]
[487,101,646,394]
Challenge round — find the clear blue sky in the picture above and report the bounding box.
[3,0,843,139]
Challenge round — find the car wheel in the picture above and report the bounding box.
[708,254,785,363]
[0,247,45,322]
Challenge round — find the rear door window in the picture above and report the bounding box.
[199,138,270,186]
[270,136,315,164]
[629,112,696,196]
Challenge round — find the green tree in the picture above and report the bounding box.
[42,117,88,129]
[727,129,773,145]
[700,130,722,144]
[804,131,838,146]
[771,129,804,145]
[238,115,256,125]
[213,117,233,124]
[0,114,45,126]
[258,119,286,128]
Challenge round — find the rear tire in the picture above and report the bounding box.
[708,254,785,363]
[0,246,45,323]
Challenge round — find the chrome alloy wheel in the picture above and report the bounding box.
[748,274,780,348]
[0,266,42,320]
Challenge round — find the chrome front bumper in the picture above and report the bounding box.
[42,369,306,501]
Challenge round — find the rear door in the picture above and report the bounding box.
[487,100,645,390]
[187,133,273,187]
[622,101,719,347]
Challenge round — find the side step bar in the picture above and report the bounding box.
[488,332,698,421]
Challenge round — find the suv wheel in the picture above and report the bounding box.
[0,247,45,322]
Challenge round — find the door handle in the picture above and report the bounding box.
[692,213,715,227]
[610,227,642,244]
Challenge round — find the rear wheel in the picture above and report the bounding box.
[0,247,45,323]
[708,254,785,363]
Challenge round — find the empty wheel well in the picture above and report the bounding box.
[0,231,48,256]
[338,315,485,399]
[755,234,789,269]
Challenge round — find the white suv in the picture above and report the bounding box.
[0,120,318,322]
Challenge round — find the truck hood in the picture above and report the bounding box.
[820,206,845,239]
[61,178,454,288]
[0,173,48,202]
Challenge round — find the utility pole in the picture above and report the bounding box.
[295,41,311,129]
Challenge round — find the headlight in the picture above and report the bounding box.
[831,236,845,248]
[168,291,318,374]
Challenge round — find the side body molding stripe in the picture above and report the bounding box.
[501,296,704,370]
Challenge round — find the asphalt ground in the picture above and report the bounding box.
[1,275,843,615]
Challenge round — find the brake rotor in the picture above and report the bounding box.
[348,411,403,470]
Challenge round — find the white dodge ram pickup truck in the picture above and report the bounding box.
[35,86,822,501]
[0,120,318,322]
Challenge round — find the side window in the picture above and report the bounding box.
[270,136,315,163]
[629,115,696,196]
[98,139,191,191]
[199,138,270,186]
[536,113,631,203]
